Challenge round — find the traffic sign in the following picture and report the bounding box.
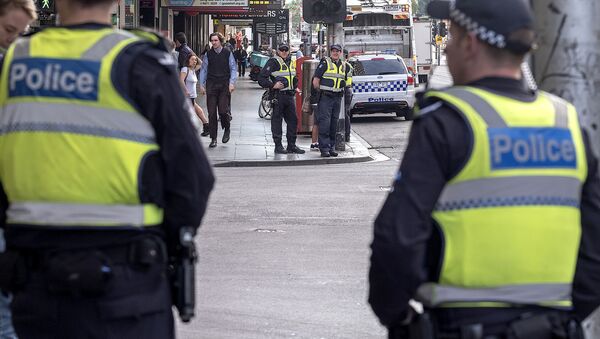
[435,35,443,45]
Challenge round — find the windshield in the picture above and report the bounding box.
[351,58,407,76]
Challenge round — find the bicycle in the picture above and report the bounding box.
[258,90,273,120]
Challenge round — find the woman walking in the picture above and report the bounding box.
[180,54,210,136]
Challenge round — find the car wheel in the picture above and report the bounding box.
[397,109,415,121]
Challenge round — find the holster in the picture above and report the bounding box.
[506,313,583,339]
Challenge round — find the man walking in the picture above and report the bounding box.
[258,43,305,154]
[174,32,192,70]
[0,0,215,337]
[312,44,350,157]
[200,32,237,148]
[369,0,600,338]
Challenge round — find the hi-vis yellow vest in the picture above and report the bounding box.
[0,28,164,228]
[319,57,346,92]
[271,56,295,91]
[415,87,587,309]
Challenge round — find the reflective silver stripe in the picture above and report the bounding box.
[324,73,346,79]
[82,32,136,60]
[546,93,569,128]
[319,85,343,92]
[7,202,145,227]
[436,176,581,211]
[416,282,571,307]
[1,102,156,144]
[11,38,30,58]
[446,88,507,128]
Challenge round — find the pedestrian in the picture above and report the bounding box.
[312,44,351,157]
[0,0,215,337]
[0,0,36,337]
[296,43,304,59]
[174,31,193,70]
[242,34,249,49]
[180,53,210,136]
[233,45,248,77]
[258,43,305,154]
[229,34,236,48]
[369,0,600,338]
[199,32,237,148]
[167,39,178,65]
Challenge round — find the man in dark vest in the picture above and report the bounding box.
[199,32,238,148]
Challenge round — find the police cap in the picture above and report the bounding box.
[427,0,534,54]
[330,44,342,52]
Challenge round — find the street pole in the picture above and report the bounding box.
[327,22,346,151]
[532,0,600,162]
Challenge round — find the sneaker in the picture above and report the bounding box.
[310,143,319,151]
[209,139,217,148]
[329,150,338,157]
[287,145,305,154]
[222,128,230,143]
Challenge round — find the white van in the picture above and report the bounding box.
[348,53,416,119]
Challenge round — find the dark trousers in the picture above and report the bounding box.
[271,92,298,145]
[11,256,173,339]
[317,93,342,152]
[238,62,246,77]
[206,81,232,139]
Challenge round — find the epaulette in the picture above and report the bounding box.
[412,90,446,119]
[125,27,168,52]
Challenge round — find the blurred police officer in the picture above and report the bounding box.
[312,44,351,157]
[258,43,305,154]
[0,0,215,336]
[369,0,600,338]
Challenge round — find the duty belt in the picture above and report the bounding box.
[277,90,295,96]
[321,91,343,97]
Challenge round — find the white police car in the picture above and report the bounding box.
[348,53,415,119]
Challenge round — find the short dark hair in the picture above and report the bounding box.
[175,32,187,44]
[209,32,224,44]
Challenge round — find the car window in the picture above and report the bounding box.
[350,58,407,76]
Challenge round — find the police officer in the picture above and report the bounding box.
[312,44,351,157]
[369,0,600,338]
[258,43,305,154]
[0,0,214,337]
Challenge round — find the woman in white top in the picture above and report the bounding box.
[180,54,209,136]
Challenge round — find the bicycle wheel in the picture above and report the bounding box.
[259,91,273,119]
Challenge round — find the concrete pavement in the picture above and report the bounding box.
[193,76,372,167]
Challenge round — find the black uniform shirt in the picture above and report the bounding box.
[0,24,215,249]
[257,56,298,90]
[368,77,600,327]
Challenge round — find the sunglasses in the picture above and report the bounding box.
[279,48,289,52]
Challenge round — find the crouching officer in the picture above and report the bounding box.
[312,44,351,157]
[369,0,600,338]
[258,43,305,154]
[0,0,215,337]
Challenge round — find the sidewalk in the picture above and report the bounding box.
[193,76,372,167]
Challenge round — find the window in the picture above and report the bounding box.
[350,58,407,76]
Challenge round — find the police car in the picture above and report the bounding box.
[348,53,415,119]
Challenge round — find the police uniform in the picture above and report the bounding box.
[0,24,214,339]
[258,45,304,154]
[313,45,350,157]
[369,0,600,337]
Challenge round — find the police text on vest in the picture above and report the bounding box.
[488,128,576,169]
[9,58,100,101]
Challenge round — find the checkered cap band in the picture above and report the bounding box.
[450,7,506,49]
